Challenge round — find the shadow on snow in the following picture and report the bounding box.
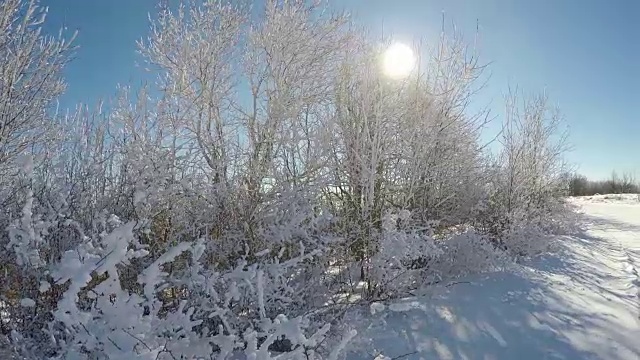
[344,213,640,360]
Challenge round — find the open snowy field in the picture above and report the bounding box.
[345,195,640,360]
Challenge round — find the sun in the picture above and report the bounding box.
[382,43,416,79]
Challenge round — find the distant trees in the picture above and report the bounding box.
[568,174,589,196]
[618,172,638,193]
[568,171,639,196]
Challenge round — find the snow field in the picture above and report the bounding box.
[342,195,640,360]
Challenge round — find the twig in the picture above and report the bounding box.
[107,336,123,351]
[390,350,418,360]
[372,350,418,360]
[445,280,471,287]
[123,328,153,351]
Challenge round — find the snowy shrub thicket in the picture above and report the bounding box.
[0,0,573,358]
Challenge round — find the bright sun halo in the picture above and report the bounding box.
[382,43,415,79]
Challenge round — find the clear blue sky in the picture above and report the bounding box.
[41,0,639,180]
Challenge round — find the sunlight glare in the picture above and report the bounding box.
[382,43,416,79]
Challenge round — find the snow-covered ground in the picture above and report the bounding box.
[345,195,640,360]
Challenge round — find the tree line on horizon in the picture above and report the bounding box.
[568,171,639,196]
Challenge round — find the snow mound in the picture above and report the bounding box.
[570,193,640,206]
[20,298,36,307]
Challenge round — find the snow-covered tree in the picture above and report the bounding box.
[477,88,570,255]
[1,0,575,358]
[0,0,75,182]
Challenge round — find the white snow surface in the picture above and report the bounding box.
[345,195,640,360]
[19,298,36,308]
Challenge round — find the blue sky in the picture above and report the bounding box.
[41,0,639,180]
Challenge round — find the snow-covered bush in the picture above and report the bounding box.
[1,0,576,357]
[322,27,491,295]
[3,191,355,359]
[365,211,443,297]
[474,89,572,257]
[1,0,74,342]
[427,229,508,282]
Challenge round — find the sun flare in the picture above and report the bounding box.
[382,43,415,79]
